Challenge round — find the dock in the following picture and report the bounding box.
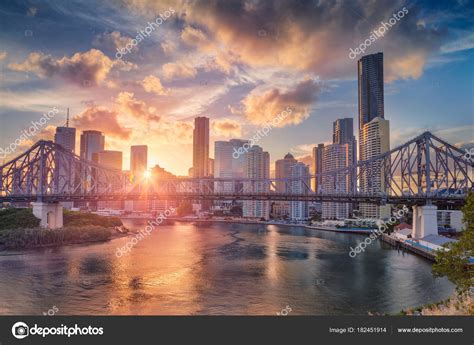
[380,234,436,261]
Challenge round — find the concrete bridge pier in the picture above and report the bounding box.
[32,202,63,229]
[412,205,438,239]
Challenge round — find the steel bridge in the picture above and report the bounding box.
[0,131,472,229]
[0,131,471,204]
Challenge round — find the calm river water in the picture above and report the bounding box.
[0,221,454,315]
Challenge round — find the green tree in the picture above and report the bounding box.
[432,193,474,293]
[0,208,40,231]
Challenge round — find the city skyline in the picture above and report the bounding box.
[0,0,473,176]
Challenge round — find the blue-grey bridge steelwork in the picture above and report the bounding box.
[0,131,472,229]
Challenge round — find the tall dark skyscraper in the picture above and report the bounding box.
[192,117,210,178]
[357,52,390,219]
[358,52,384,131]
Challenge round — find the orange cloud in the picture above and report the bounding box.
[294,155,312,167]
[115,91,161,122]
[242,79,320,127]
[72,106,132,139]
[125,1,446,82]
[162,61,197,80]
[212,118,242,137]
[93,31,136,52]
[181,26,210,47]
[8,49,134,86]
[161,40,177,54]
[140,75,168,95]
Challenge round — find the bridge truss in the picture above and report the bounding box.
[0,132,472,206]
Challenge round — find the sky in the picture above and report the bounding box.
[0,0,473,176]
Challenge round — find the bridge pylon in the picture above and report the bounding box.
[32,202,63,229]
[411,204,438,239]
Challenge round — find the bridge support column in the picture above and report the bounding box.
[32,202,63,229]
[412,205,437,239]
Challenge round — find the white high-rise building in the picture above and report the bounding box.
[214,140,248,191]
[289,162,310,220]
[321,144,350,220]
[214,141,234,193]
[243,146,270,220]
[359,117,391,218]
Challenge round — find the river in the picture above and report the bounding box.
[0,221,454,315]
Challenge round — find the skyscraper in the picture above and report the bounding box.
[243,146,270,220]
[274,153,297,218]
[358,52,384,131]
[54,127,76,153]
[80,130,105,161]
[214,139,249,213]
[289,162,310,220]
[333,118,357,193]
[54,108,76,153]
[130,145,148,178]
[358,52,390,219]
[214,141,234,193]
[275,153,297,193]
[359,117,391,218]
[54,116,76,208]
[95,150,123,210]
[193,117,209,178]
[321,144,349,220]
[95,150,122,170]
[78,131,105,210]
[208,158,214,177]
[312,143,325,192]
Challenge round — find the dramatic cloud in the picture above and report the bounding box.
[140,75,168,95]
[115,91,161,122]
[0,51,6,61]
[93,31,135,53]
[72,106,132,139]
[295,155,312,167]
[8,49,134,86]
[162,61,197,80]
[181,26,210,48]
[242,79,321,127]
[161,40,177,54]
[125,0,453,82]
[212,118,242,137]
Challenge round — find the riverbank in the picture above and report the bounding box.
[0,225,129,250]
[401,292,473,315]
[0,208,128,251]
